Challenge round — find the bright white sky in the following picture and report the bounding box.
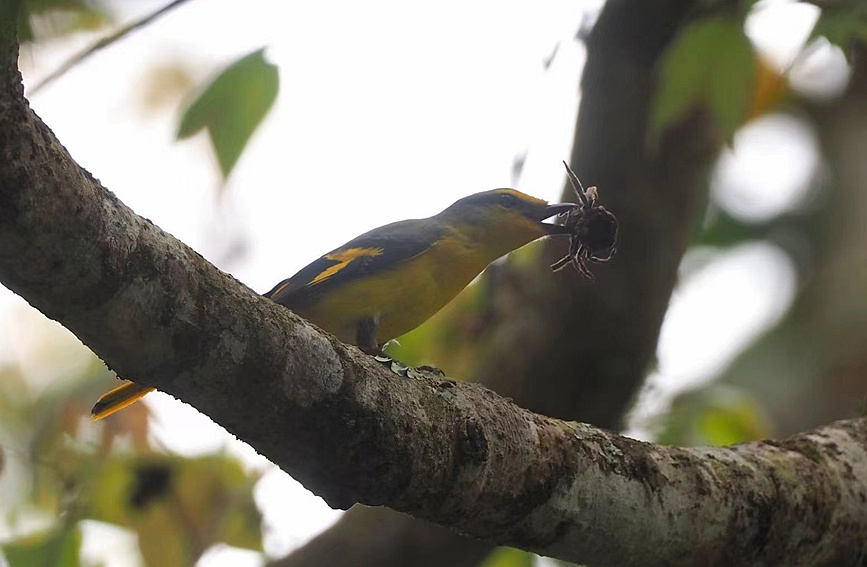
[0,0,841,565]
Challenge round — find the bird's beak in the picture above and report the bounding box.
[538,202,577,235]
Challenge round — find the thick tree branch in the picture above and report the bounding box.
[2,16,867,567]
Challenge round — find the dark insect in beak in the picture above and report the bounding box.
[550,161,618,280]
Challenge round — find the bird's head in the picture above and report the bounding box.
[440,189,575,258]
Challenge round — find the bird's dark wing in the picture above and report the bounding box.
[264,217,444,308]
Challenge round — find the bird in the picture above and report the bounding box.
[91,188,576,420]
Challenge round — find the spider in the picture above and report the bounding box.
[550,161,618,280]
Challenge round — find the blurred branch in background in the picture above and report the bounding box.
[703,44,867,437]
[650,13,867,448]
[477,0,718,428]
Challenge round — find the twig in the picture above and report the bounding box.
[30,0,194,95]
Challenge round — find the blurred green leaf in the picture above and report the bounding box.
[3,525,82,567]
[136,510,189,567]
[87,454,262,564]
[809,3,867,56]
[656,384,774,446]
[174,456,263,552]
[18,0,111,43]
[219,501,263,551]
[0,321,262,565]
[808,7,867,58]
[690,206,755,248]
[649,15,756,144]
[698,403,767,446]
[177,48,279,179]
[479,547,535,567]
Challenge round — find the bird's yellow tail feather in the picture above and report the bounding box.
[91,381,155,420]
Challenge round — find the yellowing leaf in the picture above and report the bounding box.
[745,57,788,123]
[136,506,189,567]
[177,48,279,179]
[479,547,535,567]
[649,16,756,145]
[657,384,774,447]
[138,62,197,117]
[86,454,263,561]
[174,456,263,552]
[697,401,772,446]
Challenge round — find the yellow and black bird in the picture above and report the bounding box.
[91,188,576,420]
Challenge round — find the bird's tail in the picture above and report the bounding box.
[91,381,155,420]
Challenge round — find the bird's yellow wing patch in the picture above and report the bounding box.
[309,247,385,286]
[268,246,386,299]
[264,217,444,307]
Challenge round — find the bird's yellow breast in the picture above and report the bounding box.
[291,230,489,345]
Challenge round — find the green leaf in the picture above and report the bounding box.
[656,384,773,446]
[177,48,279,179]
[3,525,82,567]
[698,402,769,446]
[86,454,263,563]
[649,16,756,145]
[178,456,263,552]
[478,547,535,567]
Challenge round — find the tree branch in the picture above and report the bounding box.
[29,0,195,95]
[2,18,867,567]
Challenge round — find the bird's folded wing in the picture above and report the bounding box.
[264,217,444,306]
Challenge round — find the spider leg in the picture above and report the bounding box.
[551,234,580,272]
[567,245,595,280]
[592,246,617,262]
[574,242,585,258]
[587,242,617,267]
[562,161,590,207]
[589,254,614,264]
[573,253,595,280]
[551,255,572,272]
[569,235,581,258]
